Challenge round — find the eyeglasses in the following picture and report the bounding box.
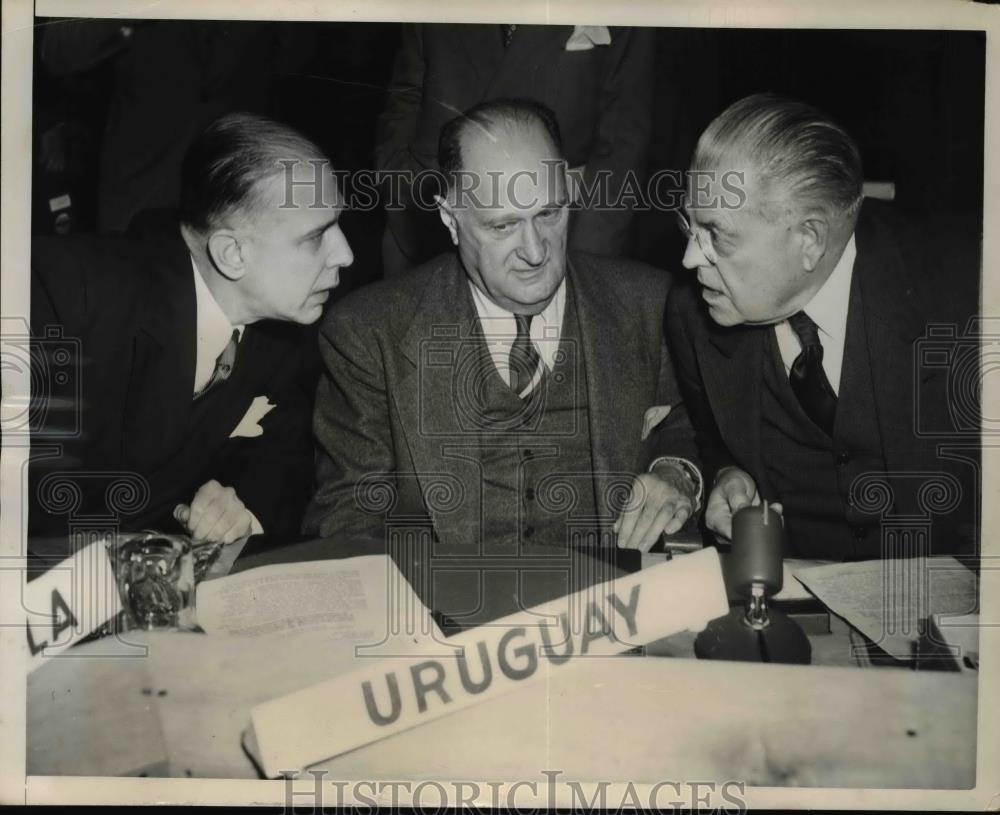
[675,209,718,265]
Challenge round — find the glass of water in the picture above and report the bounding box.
[112,532,196,630]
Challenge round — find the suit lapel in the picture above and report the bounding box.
[391,255,481,535]
[121,236,196,470]
[570,255,653,520]
[701,319,769,492]
[183,323,279,448]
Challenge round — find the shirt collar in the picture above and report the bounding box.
[192,257,244,395]
[467,277,567,374]
[192,256,243,347]
[801,233,856,342]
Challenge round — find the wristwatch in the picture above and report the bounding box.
[648,456,704,514]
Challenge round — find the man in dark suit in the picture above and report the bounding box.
[667,93,979,560]
[375,24,654,274]
[29,113,354,554]
[304,99,700,555]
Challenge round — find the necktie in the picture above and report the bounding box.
[501,24,517,48]
[787,311,838,436]
[196,329,239,399]
[509,313,540,397]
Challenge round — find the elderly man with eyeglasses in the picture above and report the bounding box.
[665,93,979,561]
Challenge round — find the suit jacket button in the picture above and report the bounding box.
[523,449,533,460]
[836,452,851,466]
[523,526,535,539]
[525,487,535,500]
[851,524,869,539]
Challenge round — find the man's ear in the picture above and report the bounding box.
[798,212,830,272]
[206,230,247,281]
[435,194,459,246]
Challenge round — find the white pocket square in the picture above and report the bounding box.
[641,404,672,441]
[230,396,276,439]
[565,25,611,51]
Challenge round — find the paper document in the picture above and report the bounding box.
[773,558,835,601]
[794,557,977,659]
[195,555,442,653]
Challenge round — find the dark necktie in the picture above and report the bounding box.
[787,311,838,436]
[196,329,239,399]
[509,313,540,397]
[501,24,517,48]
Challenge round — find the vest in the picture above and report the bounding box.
[432,281,597,554]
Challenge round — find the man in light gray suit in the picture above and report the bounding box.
[304,100,700,557]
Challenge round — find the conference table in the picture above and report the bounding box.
[26,534,979,789]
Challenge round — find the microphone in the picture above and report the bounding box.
[694,502,811,664]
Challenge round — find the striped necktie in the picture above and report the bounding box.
[509,313,541,397]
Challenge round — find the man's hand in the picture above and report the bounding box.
[173,480,254,544]
[615,470,694,553]
[705,467,781,542]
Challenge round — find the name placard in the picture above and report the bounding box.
[25,539,121,671]
[249,547,729,777]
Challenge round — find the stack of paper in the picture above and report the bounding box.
[794,557,977,660]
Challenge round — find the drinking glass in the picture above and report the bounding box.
[112,532,196,630]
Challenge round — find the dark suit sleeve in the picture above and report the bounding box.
[31,237,93,334]
[301,305,397,538]
[29,238,113,448]
[29,240,79,470]
[374,23,425,175]
[625,272,701,531]
[641,323,698,468]
[665,282,736,484]
[28,238,113,539]
[568,26,654,257]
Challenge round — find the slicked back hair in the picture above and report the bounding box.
[438,98,565,192]
[693,93,863,221]
[180,112,326,233]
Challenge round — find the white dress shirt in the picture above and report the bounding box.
[468,279,566,395]
[774,234,857,395]
[192,257,244,396]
